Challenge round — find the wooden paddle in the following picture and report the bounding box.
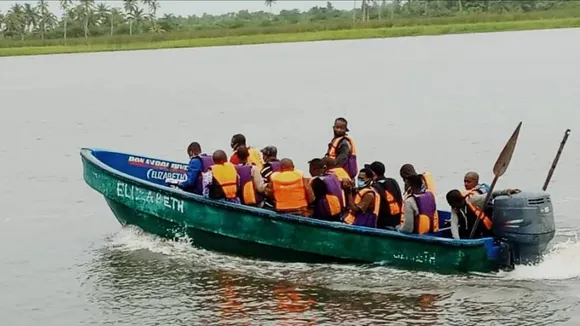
[469,121,523,239]
[542,129,571,191]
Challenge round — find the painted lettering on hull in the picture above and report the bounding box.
[116,181,185,213]
[146,169,187,182]
[128,156,187,172]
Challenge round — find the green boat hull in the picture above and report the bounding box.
[81,148,500,274]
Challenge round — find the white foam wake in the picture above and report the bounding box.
[500,235,580,281]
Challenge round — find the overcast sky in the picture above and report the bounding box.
[0,1,357,16]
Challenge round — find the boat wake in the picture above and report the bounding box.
[104,225,580,287]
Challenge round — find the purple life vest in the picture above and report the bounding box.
[235,163,263,206]
[193,154,214,195]
[269,161,281,173]
[411,191,437,234]
[313,174,344,220]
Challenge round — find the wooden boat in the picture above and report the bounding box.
[80,148,555,274]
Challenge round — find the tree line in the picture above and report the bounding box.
[0,0,576,41]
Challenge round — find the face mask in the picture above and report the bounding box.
[356,179,369,189]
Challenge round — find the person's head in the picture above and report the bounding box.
[237,145,249,163]
[230,134,246,150]
[333,117,349,138]
[365,161,386,178]
[407,174,424,193]
[356,168,374,189]
[400,163,417,179]
[308,158,325,177]
[446,189,466,209]
[186,142,202,158]
[280,158,295,172]
[212,150,228,164]
[464,171,480,191]
[322,157,337,169]
[261,146,278,162]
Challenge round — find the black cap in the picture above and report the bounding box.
[261,146,277,157]
[364,161,385,176]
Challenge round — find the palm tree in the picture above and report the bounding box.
[37,0,50,39]
[127,7,145,34]
[123,0,138,35]
[60,0,73,40]
[96,3,110,26]
[108,8,123,36]
[8,4,26,40]
[264,0,276,20]
[78,0,95,38]
[23,3,38,33]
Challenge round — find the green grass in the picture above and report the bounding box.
[1,17,579,57]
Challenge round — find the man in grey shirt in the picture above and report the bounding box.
[446,188,520,239]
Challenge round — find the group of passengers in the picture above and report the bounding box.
[168,117,520,240]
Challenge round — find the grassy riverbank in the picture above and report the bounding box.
[1,17,579,57]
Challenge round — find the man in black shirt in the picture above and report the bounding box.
[366,161,403,229]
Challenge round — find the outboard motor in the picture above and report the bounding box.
[491,191,556,265]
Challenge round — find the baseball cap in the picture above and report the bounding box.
[260,146,278,157]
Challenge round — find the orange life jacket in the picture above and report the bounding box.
[343,188,380,226]
[328,167,351,182]
[270,170,308,212]
[460,190,493,230]
[326,135,358,178]
[385,190,401,215]
[400,190,439,234]
[211,163,239,199]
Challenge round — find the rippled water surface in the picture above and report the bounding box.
[1,28,580,325]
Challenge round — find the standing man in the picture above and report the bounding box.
[325,117,358,179]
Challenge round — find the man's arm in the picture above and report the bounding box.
[303,178,315,204]
[177,159,202,188]
[398,198,417,233]
[335,139,351,167]
[251,166,266,193]
[470,189,516,209]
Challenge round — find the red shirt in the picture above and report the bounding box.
[230,152,241,165]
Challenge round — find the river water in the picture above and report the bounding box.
[1,28,580,325]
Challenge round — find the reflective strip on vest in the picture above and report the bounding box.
[211,163,238,199]
[271,170,308,212]
[344,188,380,225]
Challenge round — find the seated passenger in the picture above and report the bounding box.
[169,141,214,195]
[343,168,380,228]
[464,171,490,194]
[322,157,354,189]
[235,145,266,207]
[202,150,240,204]
[398,174,438,235]
[366,161,403,230]
[229,133,263,170]
[446,188,520,239]
[266,158,315,217]
[399,163,436,195]
[308,158,345,222]
[260,145,281,183]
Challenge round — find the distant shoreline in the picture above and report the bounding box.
[1,17,578,57]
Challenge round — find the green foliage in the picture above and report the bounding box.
[0,0,578,48]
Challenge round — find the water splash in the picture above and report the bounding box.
[105,225,580,285]
[500,235,580,281]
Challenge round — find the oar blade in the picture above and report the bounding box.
[493,121,522,177]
